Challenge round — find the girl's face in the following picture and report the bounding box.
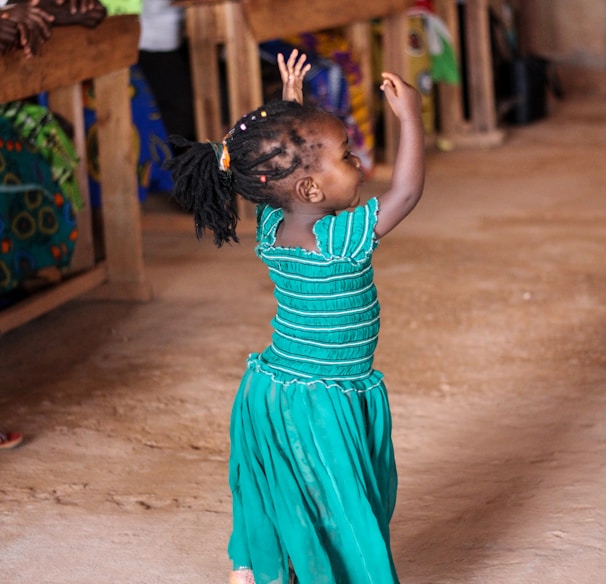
[309,116,364,211]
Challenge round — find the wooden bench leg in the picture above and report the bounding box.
[92,68,152,301]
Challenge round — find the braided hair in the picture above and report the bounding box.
[163,100,329,247]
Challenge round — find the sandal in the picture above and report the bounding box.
[0,431,23,449]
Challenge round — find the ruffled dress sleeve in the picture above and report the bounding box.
[255,203,283,246]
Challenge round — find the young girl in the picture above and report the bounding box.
[165,50,424,584]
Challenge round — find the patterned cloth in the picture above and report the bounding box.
[83,64,174,207]
[228,198,399,584]
[0,115,77,299]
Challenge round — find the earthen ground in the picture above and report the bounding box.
[1,96,605,583]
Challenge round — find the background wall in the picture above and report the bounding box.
[515,0,606,96]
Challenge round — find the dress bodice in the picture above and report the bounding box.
[255,198,381,382]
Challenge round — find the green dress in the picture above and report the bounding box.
[229,197,399,584]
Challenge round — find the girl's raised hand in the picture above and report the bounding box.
[278,49,311,104]
[380,72,422,122]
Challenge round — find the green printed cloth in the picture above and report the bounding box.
[100,0,142,15]
[0,116,78,297]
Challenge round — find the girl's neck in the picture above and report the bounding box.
[274,208,329,252]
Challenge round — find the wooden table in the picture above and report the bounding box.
[0,16,151,335]
[180,0,503,162]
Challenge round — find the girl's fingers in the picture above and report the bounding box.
[293,53,306,74]
[277,53,287,80]
[279,50,310,86]
[286,48,299,71]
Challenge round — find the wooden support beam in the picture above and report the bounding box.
[241,0,411,43]
[346,21,375,132]
[382,11,410,165]
[0,264,108,336]
[0,16,140,103]
[185,4,224,141]
[94,69,152,301]
[462,0,504,146]
[48,84,95,274]
[223,1,263,125]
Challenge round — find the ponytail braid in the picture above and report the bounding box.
[164,135,238,246]
[164,100,328,247]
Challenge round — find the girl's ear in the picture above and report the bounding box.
[295,176,325,204]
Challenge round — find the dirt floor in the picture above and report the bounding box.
[1,96,605,583]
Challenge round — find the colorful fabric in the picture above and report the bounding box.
[409,2,460,84]
[228,198,399,583]
[83,64,173,207]
[0,101,82,210]
[294,31,375,173]
[0,116,77,297]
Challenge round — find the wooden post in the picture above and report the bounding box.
[47,84,95,273]
[382,11,410,165]
[223,1,263,125]
[433,0,504,148]
[346,21,375,129]
[94,69,152,301]
[434,0,466,139]
[185,4,224,141]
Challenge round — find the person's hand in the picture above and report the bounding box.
[380,72,422,122]
[0,2,54,58]
[0,11,20,55]
[278,49,311,104]
[60,0,98,14]
[44,0,106,27]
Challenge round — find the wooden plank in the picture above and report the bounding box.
[224,1,263,123]
[382,11,410,165]
[0,264,108,336]
[222,1,262,220]
[94,69,152,301]
[464,0,498,133]
[47,84,95,273]
[241,0,413,42]
[185,4,224,141]
[0,16,140,104]
[346,22,374,131]
[434,0,465,138]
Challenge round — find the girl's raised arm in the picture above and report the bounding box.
[374,72,425,239]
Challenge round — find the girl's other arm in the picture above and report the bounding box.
[374,72,425,239]
[278,49,311,104]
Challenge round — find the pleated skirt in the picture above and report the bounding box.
[228,356,399,584]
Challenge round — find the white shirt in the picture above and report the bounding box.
[138,0,184,52]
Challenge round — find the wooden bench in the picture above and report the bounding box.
[180,0,504,156]
[0,16,151,335]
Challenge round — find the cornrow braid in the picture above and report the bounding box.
[164,100,329,247]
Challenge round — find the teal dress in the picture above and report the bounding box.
[229,197,399,584]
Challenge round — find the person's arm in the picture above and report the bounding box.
[374,72,425,239]
[278,48,311,104]
[46,0,106,26]
[9,0,106,27]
